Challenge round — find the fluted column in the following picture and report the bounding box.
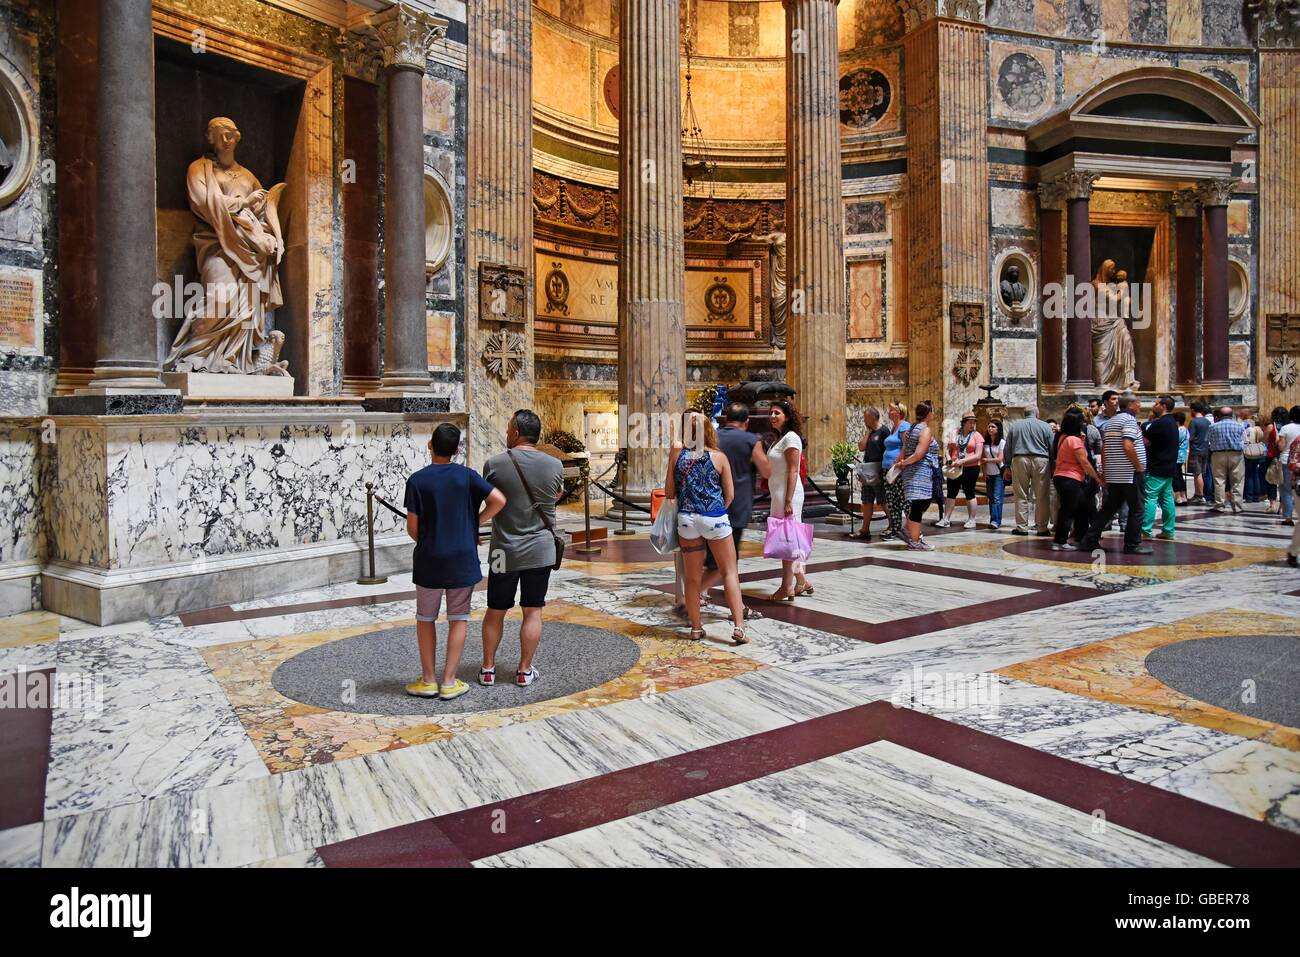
[1037,181,1065,391]
[366,4,446,409]
[1198,178,1233,392]
[784,0,846,476]
[617,0,686,502]
[1172,189,1201,391]
[1061,170,1099,390]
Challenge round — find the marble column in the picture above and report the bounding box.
[365,4,447,411]
[1061,170,1099,391]
[53,0,179,413]
[616,0,686,505]
[1037,181,1065,391]
[466,0,534,467]
[784,0,846,476]
[1198,178,1233,392]
[1172,189,1201,391]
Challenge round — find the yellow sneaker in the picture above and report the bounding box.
[405,678,441,698]
[439,678,470,702]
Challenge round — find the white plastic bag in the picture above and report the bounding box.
[650,498,679,555]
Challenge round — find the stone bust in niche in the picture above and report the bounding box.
[999,263,1027,310]
[166,117,290,376]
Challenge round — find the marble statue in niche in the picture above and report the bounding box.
[999,263,1027,309]
[166,117,290,376]
[1091,258,1139,391]
[753,231,787,350]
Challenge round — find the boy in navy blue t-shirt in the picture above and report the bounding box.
[403,423,505,701]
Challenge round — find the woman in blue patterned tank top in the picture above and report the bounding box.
[896,401,940,551]
[666,412,749,646]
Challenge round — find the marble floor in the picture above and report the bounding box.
[3,498,1299,868]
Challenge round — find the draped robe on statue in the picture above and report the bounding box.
[1090,258,1138,391]
[166,157,286,374]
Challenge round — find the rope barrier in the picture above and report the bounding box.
[372,493,406,520]
[591,479,653,513]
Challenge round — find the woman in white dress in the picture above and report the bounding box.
[765,399,812,601]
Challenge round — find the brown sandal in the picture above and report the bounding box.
[731,626,749,645]
[791,583,815,598]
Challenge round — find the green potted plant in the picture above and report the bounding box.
[830,441,858,509]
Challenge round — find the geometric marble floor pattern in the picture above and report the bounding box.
[4,503,1300,868]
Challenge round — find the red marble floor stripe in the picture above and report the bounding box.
[317,704,888,867]
[884,705,1300,869]
[316,700,1300,868]
[0,667,54,829]
[657,555,1094,644]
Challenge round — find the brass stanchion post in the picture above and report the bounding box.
[614,448,635,536]
[577,460,601,555]
[357,481,388,585]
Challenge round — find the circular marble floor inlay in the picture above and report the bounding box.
[1001,537,1233,566]
[1145,635,1300,728]
[272,621,641,716]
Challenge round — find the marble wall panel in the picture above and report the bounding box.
[1229,340,1250,380]
[1063,52,1168,102]
[0,422,43,568]
[990,43,1056,125]
[993,336,1040,380]
[991,187,1037,231]
[43,418,435,573]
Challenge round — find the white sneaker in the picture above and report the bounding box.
[516,666,540,687]
[935,519,951,528]
[963,519,977,529]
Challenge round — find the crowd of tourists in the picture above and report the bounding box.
[850,393,1300,561]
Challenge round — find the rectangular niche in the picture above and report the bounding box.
[149,10,334,395]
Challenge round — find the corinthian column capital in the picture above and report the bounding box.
[897,0,987,30]
[1036,180,1065,210]
[1196,177,1236,208]
[1171,189,1201,218]
[1056,169,1100,201]
[370,3,448,73]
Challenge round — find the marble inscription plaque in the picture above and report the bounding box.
[0,265,39,350]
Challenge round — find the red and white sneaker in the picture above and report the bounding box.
[478,667,495,686]
[516,666,539,687]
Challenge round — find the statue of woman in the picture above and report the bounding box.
[166,117,289,375]
[1090,258,1138,391]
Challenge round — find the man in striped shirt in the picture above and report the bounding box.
[1081,392,1151,555]
[1208,405,1247,513]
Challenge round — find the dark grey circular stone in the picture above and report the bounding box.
[1145,635,1300,728]
[271,621,642,716]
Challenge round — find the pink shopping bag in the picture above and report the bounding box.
[763,515,814,562]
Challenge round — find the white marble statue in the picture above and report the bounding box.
[730,229,787,349]
[1090,258,1138,391]
[166,117,289,376]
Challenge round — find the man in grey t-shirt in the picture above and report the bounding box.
[479,409,565,689]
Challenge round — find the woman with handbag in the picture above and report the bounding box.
[1243,416,1268,503]
[1274,406,1300,525]
[764,399,813,600]
[1051,408,1102,550]
[881,402,912,541]
[897,402,940,551]
[936,413,984,528]
[665,411,749,644]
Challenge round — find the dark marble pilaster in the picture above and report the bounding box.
[1038,182,1065,390]
[1198,178,1233,391]
[1172,190,1200,390]
[1061,170,1098,391]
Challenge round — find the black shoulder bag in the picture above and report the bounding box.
[507,449,565,571]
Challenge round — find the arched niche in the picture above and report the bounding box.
[424,170,452,274]
[0,57,37,209]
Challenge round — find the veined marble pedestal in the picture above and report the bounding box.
[3,407,463,624]
[162,372,296,399]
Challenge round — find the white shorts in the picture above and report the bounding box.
[677,512,733,541]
